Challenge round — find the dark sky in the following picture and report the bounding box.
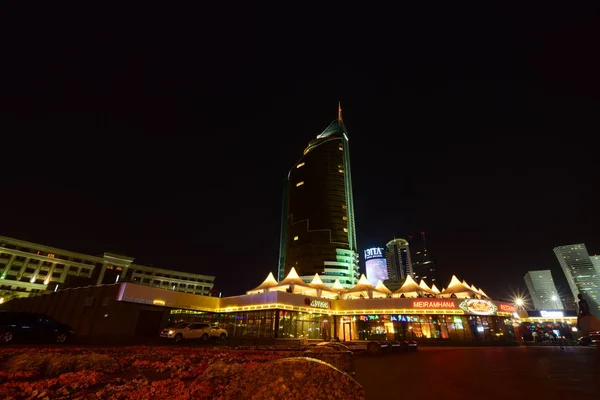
[1,3,599,301]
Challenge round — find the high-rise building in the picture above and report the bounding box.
[364,247,388,287]
[385,238,413,281]
[553,244,600,319]
[591,255,600,274]
[408,231,436,284]
[523,270,564,310]
[277,105,359,288]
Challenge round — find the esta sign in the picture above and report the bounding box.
[412,300,456,309]
[459,299,498,315]
[364,247,384,261]
[304,298,330,309]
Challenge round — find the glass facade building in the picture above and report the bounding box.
[385,238,413,280]
[278,109,359,288]
[553,244,600,319]
[523,270,564,310]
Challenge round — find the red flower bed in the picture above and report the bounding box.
[0,347,298,399]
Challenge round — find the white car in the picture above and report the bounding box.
[160,322,228,343]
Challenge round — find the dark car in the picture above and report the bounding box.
[577,331,600,346]
[0,311,75,344]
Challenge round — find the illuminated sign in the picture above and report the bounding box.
[412,300,456,309]
[366,257,388,286]
[499,304,516,313]
[459,299,497,315]
[153,299,166,306]
[540,311,564,318]
[364,247,384,261]
[304,298,330,309]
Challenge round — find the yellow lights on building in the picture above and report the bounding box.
[338,146,343,151]
[153,299,166,306]
[296,181,304,187]
[0,297,3,304]
[342,204,347,209]
[343,228,348,233]
[48,253,55,258]
[296,162,305,168]
[294,236,299,241]
[338,169,344,173]
[342,216,348,221]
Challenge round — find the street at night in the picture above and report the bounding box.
[355,347,600,398]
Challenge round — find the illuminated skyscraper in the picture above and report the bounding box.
[385,238,413,281]
[553,243,600,319]
[277,105,359,288]
[409,231,436,284]
[523,270,564,310]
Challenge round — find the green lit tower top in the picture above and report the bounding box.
[277,104,359,288]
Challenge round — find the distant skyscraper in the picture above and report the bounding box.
[385,238,413,281]
[591,255,600,274]
[523,270,564,310]
[408,231,436,284]
[277,105,359,288]
[553,244,600,319]
[364,247,388,287]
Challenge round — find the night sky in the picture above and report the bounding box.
[1,4,599,301]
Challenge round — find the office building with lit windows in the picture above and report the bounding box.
[385,238,413,281]
[523,270,564,310]
[277,106,359,288]
[409,232,436,284]
[0,236,215,301]
[553,243,600,319]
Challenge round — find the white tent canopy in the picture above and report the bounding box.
[271,267,316,295]
[431,284,441,294]
[393,275,423,297]
[331,279,348,293]
[346,274,376,299]
[246,272,278,294]
[309,273,337,299]
[419,279,433,293]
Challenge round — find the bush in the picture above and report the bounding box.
[5,352,116,376]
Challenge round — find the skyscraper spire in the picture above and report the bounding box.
[338,101,343,122]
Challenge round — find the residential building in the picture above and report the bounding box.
[523,270,564,310]
[385,238,413,281]
[277,105,359,288]
[0,236,215,301]
[409,231,436,284]
[553,243,600,319]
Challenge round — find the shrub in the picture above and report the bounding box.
[6,352,116,376]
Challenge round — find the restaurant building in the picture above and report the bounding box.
[2,269,525,344]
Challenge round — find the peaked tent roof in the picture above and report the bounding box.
[470,284,479,292]
[375,280,392,294]
[331,279,348,293]
[277,267,308,287]
[419,279,432,292]
[394,275,423,294]
[442,275,480,296]
[431,284,441,294]
[247,272,278,294]
[348,274,375,292]
[309,273,334,291]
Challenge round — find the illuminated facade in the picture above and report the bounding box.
[364,247,388,287]
[553,243,600,319]
[409,232,436,284]
[0,236,214,301]
[385,238,413,280]
[523,270,564,310]
[278,106,359,288]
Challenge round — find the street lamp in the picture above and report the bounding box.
[515,298,524,310]
[551,295,559,309]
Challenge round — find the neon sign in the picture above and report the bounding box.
[459,299,497,315]
[499,304,516,313]
[412,300,456,309]
[304,298,330,309]
[540,311,564,318]
[364,247,384,260]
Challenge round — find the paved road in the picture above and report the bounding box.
[354,347,600,399]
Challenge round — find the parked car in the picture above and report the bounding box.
[0,311,75,344]
[160,322,228,343]
[577,331,600,346]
